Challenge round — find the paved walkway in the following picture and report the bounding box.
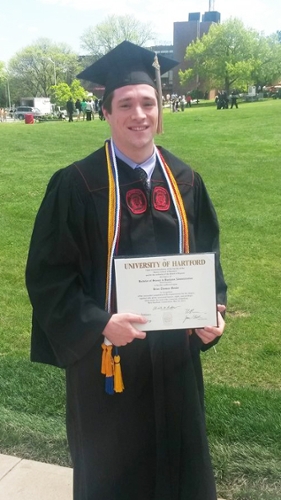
[0,454,72,500]
[0,453,226,499]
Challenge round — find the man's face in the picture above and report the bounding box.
[103,84,158,161]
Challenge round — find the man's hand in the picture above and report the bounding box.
[195,304,226,344]
[102,313,147,346]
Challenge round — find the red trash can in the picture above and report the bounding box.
[25,113,34,124]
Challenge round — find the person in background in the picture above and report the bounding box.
[230,90,239,109]
[186,94,192,107]
[66,97,75,122]
[26,41,227,500]
[98,98,105,120]
[180,95,186,111]
[80,98,87,120]
[75,99,82,120]
[94,98,99,113]
[85,99,93,121]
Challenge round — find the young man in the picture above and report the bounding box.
[66,96,75,122]
[26,41,227,500]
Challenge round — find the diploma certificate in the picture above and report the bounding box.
[114,253,217,331]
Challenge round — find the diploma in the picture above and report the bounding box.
[114,253,217,331]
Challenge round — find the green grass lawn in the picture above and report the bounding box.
[0,100,280,499]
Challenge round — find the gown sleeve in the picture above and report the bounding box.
[192,172,227,352]
[26,166,111,368]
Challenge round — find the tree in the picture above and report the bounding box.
[0,61,5,81]
[179,18,281,94]
[49,79,88,108]
[49,83,71,108]
[7,38,83,104]
[251,33,281,88]
[80,15,155,58]
[0,62,11,108]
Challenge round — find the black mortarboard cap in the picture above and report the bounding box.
[77,40,179,101]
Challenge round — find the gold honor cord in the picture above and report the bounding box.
[101,141,190,394]
[101,141,124,395]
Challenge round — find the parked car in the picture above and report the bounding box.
[14,106,43,120]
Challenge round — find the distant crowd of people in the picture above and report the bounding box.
[65,97,105,122]
[164,93,197,112]
[1,89,240,125]
[215,90,239,109]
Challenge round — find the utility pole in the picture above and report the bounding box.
[4,69,11,109]
[47,58,57,86]
[7,78,11,109]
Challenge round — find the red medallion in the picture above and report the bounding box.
[126,189,147,214]
[153,186,170,211]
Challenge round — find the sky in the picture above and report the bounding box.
[1,0,281,63]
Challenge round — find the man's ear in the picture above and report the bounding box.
[102,107,110,122]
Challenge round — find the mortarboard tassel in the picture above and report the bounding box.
[153,54,163,134]
[101,343,114,395]
[114,350,124,393]
[101,343,107,375]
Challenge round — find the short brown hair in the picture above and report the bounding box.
[102,92,114,114]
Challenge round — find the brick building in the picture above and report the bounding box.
[172,12,221,96]
[150,11,221,97]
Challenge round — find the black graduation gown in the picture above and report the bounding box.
[26,146,227,500]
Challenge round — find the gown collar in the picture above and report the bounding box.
[112,140,156,181]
